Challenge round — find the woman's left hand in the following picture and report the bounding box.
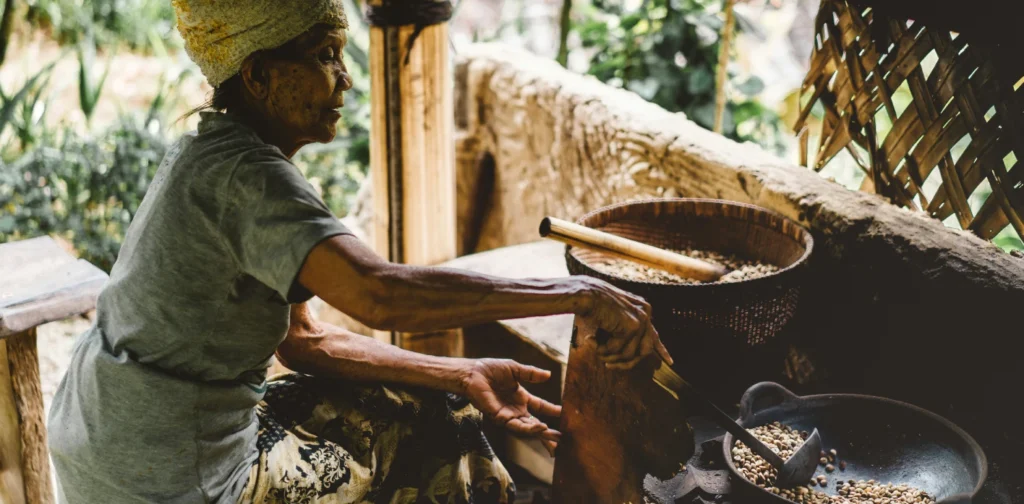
[461,358,562,456]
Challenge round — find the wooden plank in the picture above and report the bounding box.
[501,315,573,366]
[0,340,26,504]
[439,241,574,364]
[397,330,463,358]
[368,13,458,353]
[0,261,106,339]
[399,23,426,264]
[439,240,569,280]
[0,260,104,312]
[398,21,428,265]
[5,329,52,504]
[1,237,107,339]
[0,237,71,279]
[551,320,694,503]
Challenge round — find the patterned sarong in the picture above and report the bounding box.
[236,373,516,504]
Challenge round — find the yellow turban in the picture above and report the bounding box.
[172,0,349,87]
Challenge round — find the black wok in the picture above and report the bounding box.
[721,382,987,504]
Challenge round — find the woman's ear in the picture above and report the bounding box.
[240,56,271,100]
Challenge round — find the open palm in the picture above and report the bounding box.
[462,358,562,456]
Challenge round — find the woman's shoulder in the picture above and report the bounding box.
[189,111,289,164]
[171,112,297,189]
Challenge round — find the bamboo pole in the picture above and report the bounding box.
[556,0,572,67]
[539,217,728,281]
[368,1,459,354]
[713,0,736,134]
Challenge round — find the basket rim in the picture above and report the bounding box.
[567,197,815,289]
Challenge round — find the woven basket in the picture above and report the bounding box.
[565,199,813,396]
[795,0,1024,244]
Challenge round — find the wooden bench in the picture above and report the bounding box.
[439,240,574,484]
[0,237,108,504]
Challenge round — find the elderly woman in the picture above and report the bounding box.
[47,1,671,503]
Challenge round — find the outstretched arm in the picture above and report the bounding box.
[276,303,471,393]
[276,302,562,454]
[283,234,673,455]
[296,234,671,369]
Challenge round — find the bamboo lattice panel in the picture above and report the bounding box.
[795,0,1024,243]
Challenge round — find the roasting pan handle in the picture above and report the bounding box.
[739,382,800,422]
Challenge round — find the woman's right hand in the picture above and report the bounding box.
[572,276,673,370]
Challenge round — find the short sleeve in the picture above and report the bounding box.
[222,153,352,301]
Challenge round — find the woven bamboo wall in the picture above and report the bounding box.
[795,0,1024,244]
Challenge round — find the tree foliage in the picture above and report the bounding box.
[577,0,786,153]
[25,0,178,53]
[1,0,374,270]
[0,117,167,271]
[2,0,798,270]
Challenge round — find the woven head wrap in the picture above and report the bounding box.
[172,0,349,87]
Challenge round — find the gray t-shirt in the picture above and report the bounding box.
[47,112,351,503]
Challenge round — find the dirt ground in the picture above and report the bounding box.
[36,315,93,422]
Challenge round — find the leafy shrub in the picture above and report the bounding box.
[0,116,168,271]
[576,0,786,153]
[3,0,373,270]
[1,51,370,272]
[1,60,59,155]
[25,0,179,53]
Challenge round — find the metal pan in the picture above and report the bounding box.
[721,382,987,504]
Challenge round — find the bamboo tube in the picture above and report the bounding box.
[539,217,729,282]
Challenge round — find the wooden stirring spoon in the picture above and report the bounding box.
[539,216,729,282]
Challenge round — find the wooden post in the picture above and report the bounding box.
[368,0,460,355]
[0,330,50,504]
[1,236,108,504]
[0,340,27,504]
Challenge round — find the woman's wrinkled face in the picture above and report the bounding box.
[254,25,353,145]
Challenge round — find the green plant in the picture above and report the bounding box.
[575,0,786,153]
[77,36,111,124]
[0,117,168,271]
[293,139,368,217]
[25,0,179,53]
[2,0,374,270]
[0,59,58,156]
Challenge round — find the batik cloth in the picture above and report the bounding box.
[237,373,516,504]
